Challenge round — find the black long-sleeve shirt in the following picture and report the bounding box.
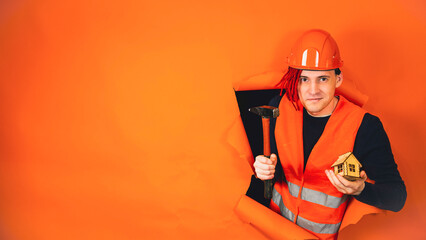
[246,95,406,212]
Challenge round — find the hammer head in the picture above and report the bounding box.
[249,105,280,118]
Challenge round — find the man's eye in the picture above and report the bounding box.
[320,78,328,82]
[300,78,308,82]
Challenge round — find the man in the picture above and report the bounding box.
[246,29,406,239]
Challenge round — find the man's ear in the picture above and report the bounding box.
[335,73,343,88]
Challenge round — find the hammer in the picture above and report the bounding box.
[249,105,280,199]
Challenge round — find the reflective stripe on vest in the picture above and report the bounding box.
[297,215,341,235]
[272,188,295,221]
[272,188,342,234]
[287,181,347,209]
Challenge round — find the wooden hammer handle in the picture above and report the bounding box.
[261,117,273,199]
[262,118,271,157]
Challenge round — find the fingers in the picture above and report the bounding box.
[325,170,348,193]
[360,170,367,180]
[255,155,273,165]
[270,154,277,165]
[325,170,366,195]
[256,170,275,180]
[336,174,352,187]
[254,155,277,180]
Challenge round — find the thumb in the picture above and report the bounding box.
[360,170,367,180]
[270,154,278,165]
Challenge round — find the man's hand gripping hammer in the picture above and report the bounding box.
[249,105,280,199]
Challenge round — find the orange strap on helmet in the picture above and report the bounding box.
[287,29,343,70]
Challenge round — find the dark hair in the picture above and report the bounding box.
[335,68,341,75]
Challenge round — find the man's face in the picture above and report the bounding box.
[297,70,342,117]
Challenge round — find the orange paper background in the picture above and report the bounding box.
[1,0,425,239]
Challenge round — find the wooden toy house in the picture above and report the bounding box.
[331,152,362,181]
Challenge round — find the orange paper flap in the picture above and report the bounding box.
[225,115,255,173]
[233,71,283,91]
[335,79,369,107]
[340,198,385,231]
[234,195,318,240]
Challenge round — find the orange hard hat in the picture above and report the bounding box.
[287,29,343,70]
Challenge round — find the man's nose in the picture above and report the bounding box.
[308,81,319,94]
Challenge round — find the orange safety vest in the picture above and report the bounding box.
[270,95,368,240]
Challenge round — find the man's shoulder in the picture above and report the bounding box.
[358,112,388,140]
[361,113,383,129]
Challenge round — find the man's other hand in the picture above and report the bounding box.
[254,154,277,180]
[325,169,367,195]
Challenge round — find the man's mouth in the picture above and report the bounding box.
[307,98,322,102]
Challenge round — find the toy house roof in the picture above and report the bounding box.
[331,152,362,167]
